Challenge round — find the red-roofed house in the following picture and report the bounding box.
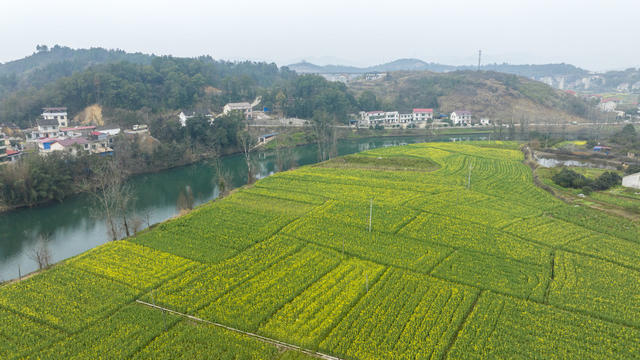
[413,108,434,122]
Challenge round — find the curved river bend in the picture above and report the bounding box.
[0,135,485,280]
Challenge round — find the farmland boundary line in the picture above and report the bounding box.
[440,289,483,360]
[135,300,343,360]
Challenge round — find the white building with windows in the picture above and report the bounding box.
[413,108,434,122]
[42,107,68,128]
[451,111,472,126]
[399,113,413,124]
[223,102,253,120]
[385,111,399,124]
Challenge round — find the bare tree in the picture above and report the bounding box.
[29,234,52,270]
[84,160,136,240]
[176,185,195,213]
[311,111,335,162]
[237,129,257,184]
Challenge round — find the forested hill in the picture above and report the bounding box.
[0,51,358,128]
[0,47,593,128]
[0,46,154,98]
[349,71,593,123]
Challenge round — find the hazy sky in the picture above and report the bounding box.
[1,0,638,71]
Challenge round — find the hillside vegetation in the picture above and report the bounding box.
[350,71,591,123]
[2,141,640,359]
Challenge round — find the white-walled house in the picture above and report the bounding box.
[598,101,617,112]
[480,118,491,126]
[42,107,68,128]
[451,111,472,126]
[385,111,399,124]
[223,102,253,120]
[399,113,413,124]
[622,172,640,189]
[413,108,434,122]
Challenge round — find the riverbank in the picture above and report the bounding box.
[2,135,465,281]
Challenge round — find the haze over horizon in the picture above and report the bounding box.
[1,0,639,72]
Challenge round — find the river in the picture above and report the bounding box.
[0,134,486,281]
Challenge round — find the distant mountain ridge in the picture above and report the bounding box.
[287,59,640,94]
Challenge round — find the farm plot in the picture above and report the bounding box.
[143,235,304,314]
[549,250,640,327]
[311,200,418,234]
[198,245,340,331]
[502,215,595,247]
[133,320,279,360]
[283,210,452,273]
[432,250,549,301]
[0,308,61,360]
[552,205,640,243]
[566,233,640,270]
[259,258,386,349]
[132,201,295,263]
[25,305,179,360]
[448,292,640,359]
[0,266,137,333]
[399,212,549,265]
[320,268,478,360]
[68,241,199,290]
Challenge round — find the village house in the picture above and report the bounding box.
[399,113,413,124]
[124,124,149,135]
[223,102,253,120]
[413,108,434,122]
[6,149,22,163]
[0,132,6,163]
[622,172,640,189]
[42,107,68,128]
[60,126,96,138]
[361,111,386,126]
[451,111,472,126]
[598,100,618,112]
[480,118,491,126]
[385,111,399,124]
[28,108,70,140]
[56,138,91,156]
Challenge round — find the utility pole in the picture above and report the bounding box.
[477,50,482,71]
[369,198,373,232]
[366,273,369,292]
[467,164,473,189]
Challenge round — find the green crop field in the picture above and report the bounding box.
[2,141,640,359]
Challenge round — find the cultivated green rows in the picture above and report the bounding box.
[2,141,640,359]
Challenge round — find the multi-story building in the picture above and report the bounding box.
[28,108,70,140]
[399,113,413,124]
[384,111,399,124]
[42,107,68,128]
[451,111,472,126]
[223,102,253,120]
[413,108,434,122]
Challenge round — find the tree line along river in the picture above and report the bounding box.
[0,135,488,281]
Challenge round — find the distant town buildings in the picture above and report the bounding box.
[356,108,484,128]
